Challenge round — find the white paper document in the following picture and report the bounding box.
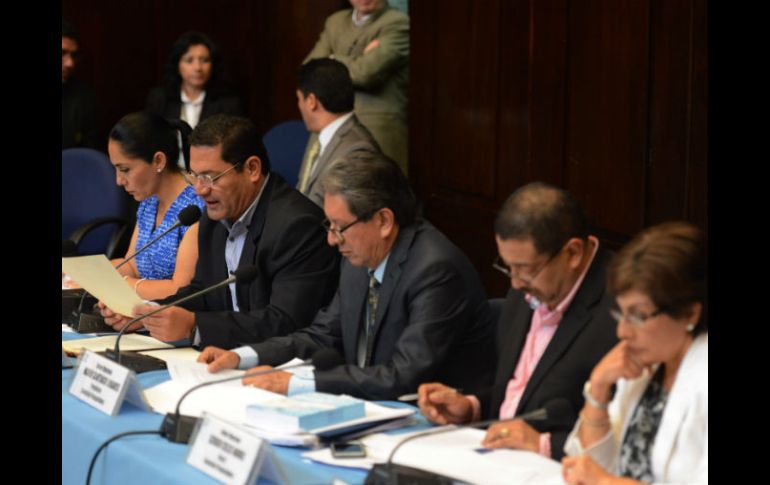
[139,347,202,364]
[167,360,244,384]
[61,255,144,316]
[303,427,564,484]
[62,334,173,355]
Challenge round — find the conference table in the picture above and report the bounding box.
[61,332,429,485]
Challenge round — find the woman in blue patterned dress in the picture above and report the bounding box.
[107,112,205,300]
[561,222,707,485]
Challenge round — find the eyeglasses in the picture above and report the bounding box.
[183,164,239,189]
[322,218,360,243]
[609,307,665,327]
[492,247,561,284]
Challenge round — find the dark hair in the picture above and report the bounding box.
[62,19,79,42]
[109,112,192,172]
[608,222,707,336]
[297,59,354,114]
[320,152,417,227]
[163,31,225,96]
[189,114,271,174]
[494,182,589,256]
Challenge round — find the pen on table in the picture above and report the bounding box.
[397,387,462,402]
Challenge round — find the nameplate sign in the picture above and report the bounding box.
[187,413,265,485]
[68,350,136,416]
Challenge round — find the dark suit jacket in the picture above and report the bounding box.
[248,219,496,400]
[145,86,245,124]
[298,114,380,207]
[485,246,618,459]
[62,78,98,149]
[162,173,339,349]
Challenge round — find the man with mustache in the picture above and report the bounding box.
[418,182,618,460]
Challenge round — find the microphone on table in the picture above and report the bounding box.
[364,398,573,485]
[102,265,260,374]
[68,205,202,333]
[160,348,345,444]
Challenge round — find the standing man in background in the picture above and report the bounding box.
[304,0,409,173]
[62,19,98,149]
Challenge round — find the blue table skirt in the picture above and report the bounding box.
[62,346,427,485]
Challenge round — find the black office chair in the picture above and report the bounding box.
[488,297,506,324]
[62,148,132,259]
[262,120,309,187]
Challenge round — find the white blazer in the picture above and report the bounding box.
[564,333,708,485]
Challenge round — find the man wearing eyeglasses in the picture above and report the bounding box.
[197,152,495,400]
[417,182,618,460]
[102,114,339,349]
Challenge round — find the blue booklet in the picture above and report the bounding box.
[246,392,365,433]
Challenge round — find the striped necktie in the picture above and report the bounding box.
[362,272,381,367]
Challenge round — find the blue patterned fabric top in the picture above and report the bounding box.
[134,185,205,280]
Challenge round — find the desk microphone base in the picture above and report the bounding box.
[102,349,167,373]
[160,413,199,444]
[365,463,452,485]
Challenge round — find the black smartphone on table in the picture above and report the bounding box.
[330,441,366,458]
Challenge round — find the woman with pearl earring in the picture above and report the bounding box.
[104,112,205,301]
[561,222,707,485]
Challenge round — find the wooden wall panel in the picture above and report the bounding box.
[565,0,650,237]
[410,0,707,294]
[432,1,500,198]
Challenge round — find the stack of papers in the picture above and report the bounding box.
[62,334,173,355]
[247,392,366,433]
[303,427,564,484]
[141,359,415,447]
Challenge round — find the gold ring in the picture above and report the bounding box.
[499,427,509,438]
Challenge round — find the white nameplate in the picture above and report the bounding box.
[67,350,141,416]
[187,413,266,485]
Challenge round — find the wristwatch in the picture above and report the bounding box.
[582,381,609,410]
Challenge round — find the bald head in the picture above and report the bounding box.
[494,182,588,256]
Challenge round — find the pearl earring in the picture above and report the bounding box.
[686,323,695,332]
[156,169,162,173]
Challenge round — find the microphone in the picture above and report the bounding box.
[67,205,202,333]
[365,398,573,485]
[103,265,260,373]
[115,204,201,270]
[160,348,345,443]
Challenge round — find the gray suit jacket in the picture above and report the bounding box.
[305,4,409,171]
[248,219,496,400]
[297,114,380,207]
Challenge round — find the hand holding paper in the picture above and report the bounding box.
[61,255,144,316]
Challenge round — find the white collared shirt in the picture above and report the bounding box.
[180,89,206,129]
[351,9,374,27]
[318,112,354,159]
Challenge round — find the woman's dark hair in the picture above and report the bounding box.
[608,221,708,336]
[109,112,192,171]
[162,31,225,96]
